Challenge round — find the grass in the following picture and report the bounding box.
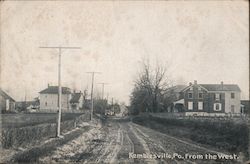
[1,113,85,128]
[10,126,91,163]
[1,113,90,149]
[133,115,249,158]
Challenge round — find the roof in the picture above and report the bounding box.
[172,85,187,92]
[0,88,15,102]
[200,84,241,92]
[39,86,71,94]
[70,92,82,103]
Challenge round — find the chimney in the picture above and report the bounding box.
[194,80,197,85]
[189,82,192,86]
[221,81,224,90]
[47,83,50,88]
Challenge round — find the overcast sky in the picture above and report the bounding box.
[0,1,249,104]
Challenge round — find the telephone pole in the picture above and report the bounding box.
[98,83,108,100]
[40,46,81,137]
[86,72,101,120]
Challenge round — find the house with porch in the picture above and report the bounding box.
[172,81,241,116]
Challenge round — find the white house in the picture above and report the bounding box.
[39,85,71,112]
[70,92,84,110]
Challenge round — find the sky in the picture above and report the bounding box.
[0,1,249,104]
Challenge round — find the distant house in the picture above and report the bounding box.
[16,99,40,112]
[172,81,241,116]
[165,85,187,112]
[241,100,250,115]
[0,88,15,112]
[70,92,84,110]
[39,85,71,112]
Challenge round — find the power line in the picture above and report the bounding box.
[86,71,101,120]
[40,46,81,137]
[98,83,109,100]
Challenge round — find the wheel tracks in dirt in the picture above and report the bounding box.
[132,123,228,156]
[96,124,123,163]
[116,123,135,163]
[132,123,240,164]
[132,123,194,164]
[82,122,123,163]
[126,123,158,164]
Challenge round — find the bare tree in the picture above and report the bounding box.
[130,59,171,114]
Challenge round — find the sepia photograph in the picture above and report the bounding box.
[0,0,249,163]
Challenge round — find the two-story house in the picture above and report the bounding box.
[173,81,241,116]
[39,85,71,112]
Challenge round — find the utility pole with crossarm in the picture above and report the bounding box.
[98,83,109,100]
[86,71,101,121]
[40,46,81,137]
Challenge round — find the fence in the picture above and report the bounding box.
[149,112,248,122]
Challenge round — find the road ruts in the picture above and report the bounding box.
[37,117,241,163]
[116,127,134,163]
[81,122,121,163]
[119,122,157,164]
[132,123,239,164]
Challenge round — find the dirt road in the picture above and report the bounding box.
[38,117,239,163]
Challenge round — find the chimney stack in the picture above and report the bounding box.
[194,80,197,85]
[189,82,192,86]
[221,81,224,90]
[48,83,50,88]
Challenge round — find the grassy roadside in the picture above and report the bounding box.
[8,125,91,163]
[132,115,249,161]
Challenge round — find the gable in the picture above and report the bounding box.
[0,89,15,102]
[181,84,208,92]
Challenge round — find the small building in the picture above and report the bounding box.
[173,81,241,116]
[70,92,84,110]
[0,88,15,112]
[241,100,250,115]
[39,85,71,112]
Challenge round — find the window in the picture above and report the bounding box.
[188,93,193,99]
[215,93,220,100]
[45,102,47,106]
[188,102,193,110]
[231,105,235,113]
[214,103,221,111]
[198,102,203,110]
[231,93,235,99]
[198,93,203,99]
